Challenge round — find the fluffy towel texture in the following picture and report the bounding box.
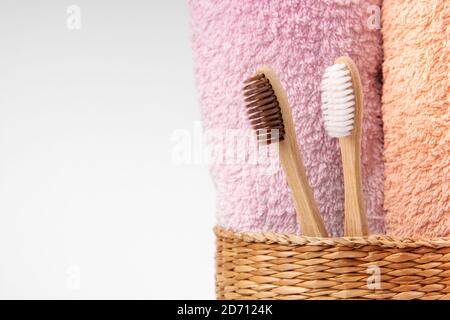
[382,0,449,238]
[189,0,385,236]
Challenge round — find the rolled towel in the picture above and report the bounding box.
[189,0,385,236]
[382,0,449,238]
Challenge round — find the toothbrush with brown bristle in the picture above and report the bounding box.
[243,66,328,237]
[321,56,368,237]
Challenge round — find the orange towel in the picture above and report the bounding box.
[382,0,449,237]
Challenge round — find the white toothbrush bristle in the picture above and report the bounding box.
[321,63,355,138]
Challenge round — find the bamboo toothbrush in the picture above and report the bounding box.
[243,66,328,237]
[321,56,368,237]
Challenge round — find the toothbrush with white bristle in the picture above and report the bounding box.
[321,56,368,237]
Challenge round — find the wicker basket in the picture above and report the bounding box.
[215,227,450,300]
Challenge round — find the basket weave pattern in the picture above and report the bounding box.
[215,227,450,300]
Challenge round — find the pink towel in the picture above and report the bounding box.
[189,0,385,236]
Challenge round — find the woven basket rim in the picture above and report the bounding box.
[215,227,450,249]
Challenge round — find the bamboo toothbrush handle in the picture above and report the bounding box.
[340,137,368,236]
[279,142,328,237]
[258,66,328,237]
[335,56,368,237]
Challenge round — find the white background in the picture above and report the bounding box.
[0,1,216,299]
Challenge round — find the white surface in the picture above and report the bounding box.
[0,0,216,299]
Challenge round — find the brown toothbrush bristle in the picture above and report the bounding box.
[243,73,285,144]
